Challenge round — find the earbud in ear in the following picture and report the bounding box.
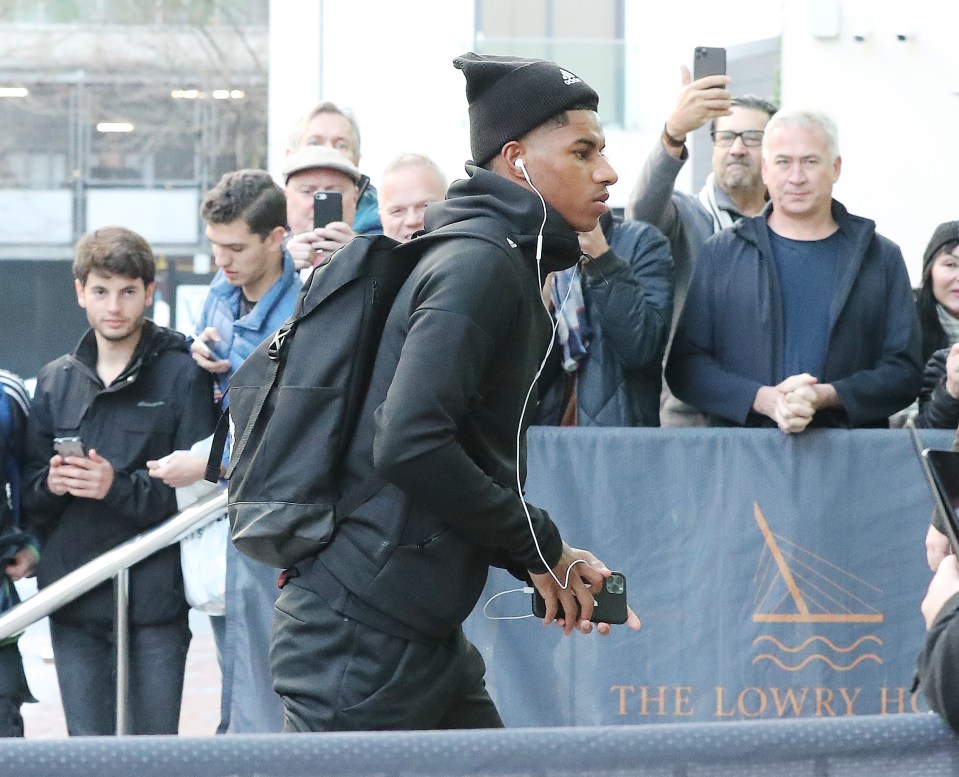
[514,158,525,169]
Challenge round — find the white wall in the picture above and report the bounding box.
[780,0,959,281]
[268,0,783,211]
[268,0,473,190]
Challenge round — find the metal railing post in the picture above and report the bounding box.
[0,490,228,642]
[114,568,130,736]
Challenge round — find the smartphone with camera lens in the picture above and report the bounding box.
[313,191,343,229]
[693,46,726,80]
[531,571,628,624]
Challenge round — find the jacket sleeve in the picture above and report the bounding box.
[22,368,72,536]
[626,138,687,242]
[918,591,959,734]
[582,221,674,372]
[372,249,562,574]
[96,359,218,528]
[831,244,924,424]
[664,238,764,424]
[0,372,39,553]
[916,349,959,430]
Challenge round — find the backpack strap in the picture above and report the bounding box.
[204,320,296,483]
[0,389,20,526]
[204,403,230,483]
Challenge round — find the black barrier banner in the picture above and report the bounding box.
[464,427,955,726]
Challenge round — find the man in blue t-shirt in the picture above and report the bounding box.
[665,108,922,431]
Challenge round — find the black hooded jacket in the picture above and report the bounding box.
[23,320,217,627]
[302,165,584,641]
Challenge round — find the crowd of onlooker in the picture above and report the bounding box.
[2,59,959,737]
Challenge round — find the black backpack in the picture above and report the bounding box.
[207,229,503,569]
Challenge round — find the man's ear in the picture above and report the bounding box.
[268,225,286,252]
[501,141,527,182]
[144,281,155,308]
[74,278,86,308]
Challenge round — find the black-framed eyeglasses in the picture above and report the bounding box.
[710,129,764,147]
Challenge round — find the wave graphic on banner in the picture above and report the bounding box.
[752,636,883,671]
[751,502,884,671]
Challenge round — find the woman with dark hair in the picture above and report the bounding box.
[914,221,959,429]
[916,223,959,576]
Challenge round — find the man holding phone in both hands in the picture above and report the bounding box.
[282,145,362,277]
[22,227,217,735]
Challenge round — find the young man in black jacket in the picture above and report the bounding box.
[270,52,641,733]
[22,227,217,735]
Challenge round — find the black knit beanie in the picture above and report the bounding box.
[923,220,959,275]
[453,52,600,166]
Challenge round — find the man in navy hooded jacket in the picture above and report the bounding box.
[666,108,921,431]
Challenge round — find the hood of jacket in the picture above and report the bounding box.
[69,319,190,386]
[735,198,877,261]
[424,164,583,274]
[732,198,879,328]
[205,247,299,330]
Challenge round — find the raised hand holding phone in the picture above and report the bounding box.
[663,51,731,155]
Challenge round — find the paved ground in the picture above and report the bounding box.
[16,577,222,738]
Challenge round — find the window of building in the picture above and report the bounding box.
[475,0,625,127]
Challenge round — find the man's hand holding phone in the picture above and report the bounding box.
[191,327,231,374]
[290,190,354,270]
[530,543,641,636]
[288,223,357,272]
[663,52,731,156]
[48,445,114,500]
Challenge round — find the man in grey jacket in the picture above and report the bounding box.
[628,66,776,426]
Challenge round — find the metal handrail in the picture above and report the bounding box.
[0,489,227,641]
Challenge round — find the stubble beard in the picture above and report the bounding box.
[97,313,145,344]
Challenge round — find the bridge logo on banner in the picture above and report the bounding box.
[751,502,884,672]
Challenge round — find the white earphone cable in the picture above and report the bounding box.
[512,158,585,593]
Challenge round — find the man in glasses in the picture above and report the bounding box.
[665,109,921,432]
[627,66,776,426]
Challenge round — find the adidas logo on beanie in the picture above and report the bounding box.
[453,52,599,166]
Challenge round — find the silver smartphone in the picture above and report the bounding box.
[53,436,86,458]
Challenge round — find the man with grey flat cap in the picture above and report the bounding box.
[282,145,362,276]
[269,51,641,733]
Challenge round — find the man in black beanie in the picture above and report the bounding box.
[269,51,641,733]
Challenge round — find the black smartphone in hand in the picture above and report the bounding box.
[313,191,343,229]
[531,571,628,624]
[693,46,726,80]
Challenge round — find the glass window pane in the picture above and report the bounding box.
[0,83,72,189]
[87,83,201,185]
[475,0,625,126]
